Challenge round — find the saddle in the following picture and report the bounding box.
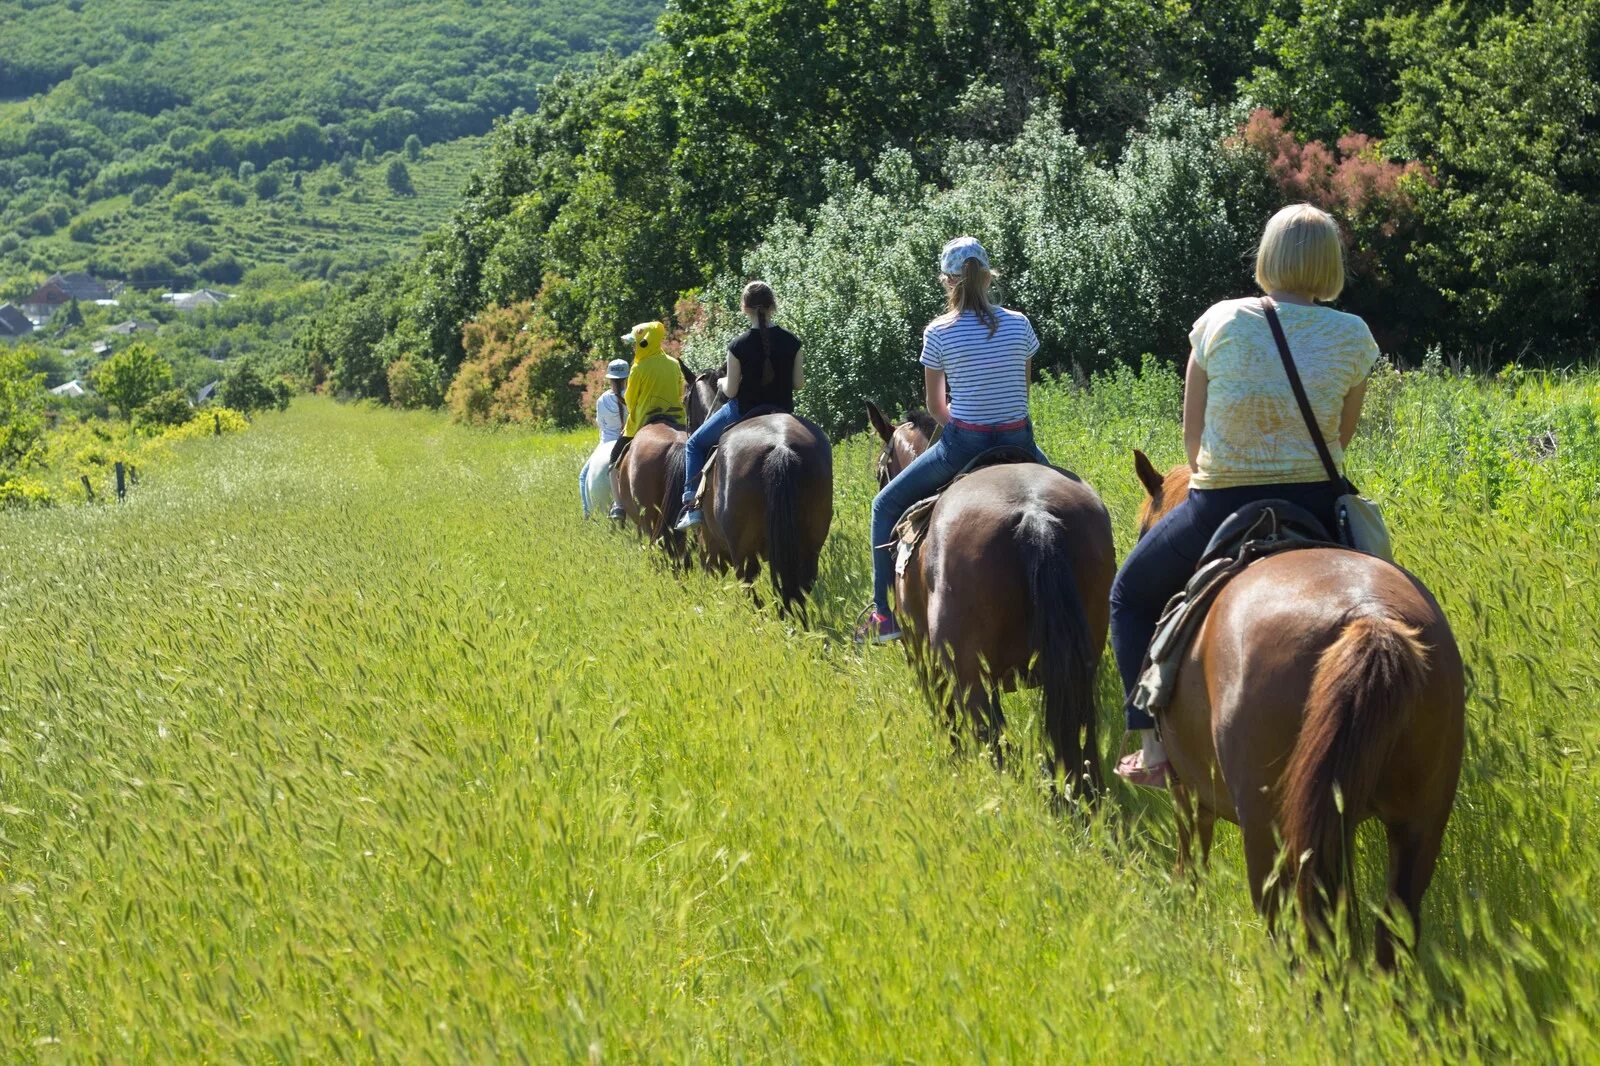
[609,412,687,468]
[684,407,792,506]
[1131,501,1339,721]
[889,446,1041,577]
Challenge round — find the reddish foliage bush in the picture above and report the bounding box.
[1241,109,1431,237]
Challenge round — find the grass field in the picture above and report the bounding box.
[2,367,1598,1059]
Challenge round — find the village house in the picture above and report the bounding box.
[162,288,234,314]
[49,380,88,399]
[106,318,159,337]
[0,303,34,344]
[21,272,117,325]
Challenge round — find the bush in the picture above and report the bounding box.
[254,171,281,200]
[133,388,194,428]
[404,134,422,161]
[387,354,442,409]
[445,296,583,426]
[684,98,1274,435]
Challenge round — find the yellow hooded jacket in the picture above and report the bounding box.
[621,321,686,436]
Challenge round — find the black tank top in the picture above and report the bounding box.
[729,324,800,412]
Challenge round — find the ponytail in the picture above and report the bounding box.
[742,280,778,387]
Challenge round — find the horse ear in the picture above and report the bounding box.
[1134,449,1165,498]
[866,401,894,443]
[679,359,694,385]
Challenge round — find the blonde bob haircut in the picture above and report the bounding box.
[1254,203,1346,302]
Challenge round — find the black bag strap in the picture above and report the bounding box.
[1260,297,1342,487]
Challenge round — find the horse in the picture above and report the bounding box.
[692,411,833,620]
[1129,449,1465,967]
[867,402,1116,796]
[611,360,704,562]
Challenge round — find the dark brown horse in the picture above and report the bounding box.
[612,361,703,563]
[868,402,1116,795]
[692,412,833,619]
[1131,449,1465,966]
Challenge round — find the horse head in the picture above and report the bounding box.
[1132,448,1193,537]
[684,362,725,430]
[868,401,937,488]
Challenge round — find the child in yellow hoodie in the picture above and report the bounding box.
[607,320,687,519]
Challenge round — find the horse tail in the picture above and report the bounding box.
[1281,612,1428,941]
[1016,509,1100,799]
[763,443,805,616]
[655,437,689,557]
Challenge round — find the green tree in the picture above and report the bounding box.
[94,343,174,419]
[1384,0,1599,353]
[404,133,422,161]
[0,346,47,472]
[386,158,415,196]
[220,358,277,413]
[253,170,282,200]
[361,139,377,164]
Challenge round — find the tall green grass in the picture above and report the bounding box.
[1,372,1597,1059]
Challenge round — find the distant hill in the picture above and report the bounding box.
[0,0,662,294]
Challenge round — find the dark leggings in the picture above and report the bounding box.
[1109,481,1340,730]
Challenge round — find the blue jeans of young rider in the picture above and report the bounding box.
[681,399,742,504]
[1110,480,1341,731]
[869,421,1049,618]
[579,458,592,517]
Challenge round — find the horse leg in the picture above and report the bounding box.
[1377,816,1446,970]
[1240,812,1284,933]
[1172,779,1197,880]
[1197,804,1216,869]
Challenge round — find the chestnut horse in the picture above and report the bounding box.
[1130,449,1465,966]
[694,412,833,620]
[868,403,1116,795]
[612,361,703,563]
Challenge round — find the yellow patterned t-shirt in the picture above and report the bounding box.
[1189,298,1380,490]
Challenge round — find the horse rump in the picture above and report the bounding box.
[1280,612,1428,943]
[1016,509,1100,799]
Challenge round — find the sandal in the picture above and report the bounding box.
[1115,750,1172,790]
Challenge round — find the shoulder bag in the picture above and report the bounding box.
[1260,297,1395,562]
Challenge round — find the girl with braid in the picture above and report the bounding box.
[676,281,805,530]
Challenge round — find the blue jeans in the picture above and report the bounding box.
[1110,480,1341,730]
[681,399,742,504]
[870,421,1049,617]
[579,457,593,517]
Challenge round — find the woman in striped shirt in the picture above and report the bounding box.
[855,236,1049,644]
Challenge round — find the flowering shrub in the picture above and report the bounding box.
[446,294,585,427]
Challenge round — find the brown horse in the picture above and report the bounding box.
[1130,449,1465,966]
[612,361,703,562]
[868,402,1116,795]
[693,412,833,620]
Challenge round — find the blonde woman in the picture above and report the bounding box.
[1112,203,1382,787]
[855,236,1047,644]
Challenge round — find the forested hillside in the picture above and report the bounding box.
[0,0,661,288]
[302,0,1598,433]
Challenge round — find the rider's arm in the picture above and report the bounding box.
[723,357,742,398]
[1338,381,1367,449]
[792,350,805,391]
[925,367,951,426]
[622,368,643,437]
[1183,356,1207,471]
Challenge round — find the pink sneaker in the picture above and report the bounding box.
[852,609,902,645]
[1115,750,1172,789]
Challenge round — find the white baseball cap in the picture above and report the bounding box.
[939,235,990,276]
[605,358,630,380]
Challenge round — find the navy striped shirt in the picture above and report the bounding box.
[919,307,1040,424]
